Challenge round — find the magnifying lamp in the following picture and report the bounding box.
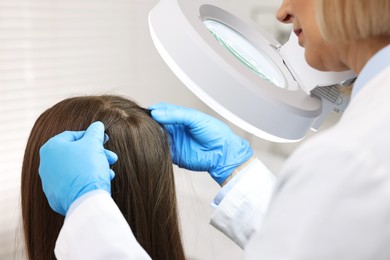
[148,0,356,142]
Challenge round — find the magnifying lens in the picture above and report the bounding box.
[148,0,356,142]
[203,20,286,89]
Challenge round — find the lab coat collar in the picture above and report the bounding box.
[352,44,390,98]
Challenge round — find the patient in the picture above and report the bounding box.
[21,95,185,260]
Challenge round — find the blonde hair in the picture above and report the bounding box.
[316,0,390,42]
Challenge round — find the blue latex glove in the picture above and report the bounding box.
[149,103,253,185]
[39,121,118,216]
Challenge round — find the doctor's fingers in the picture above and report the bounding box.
[47,130,86,144]
[83,121,106,144]
[104,149,118,165]
[150,103,211,128]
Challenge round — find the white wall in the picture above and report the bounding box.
[0,0,340,259]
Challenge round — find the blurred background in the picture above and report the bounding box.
[0,0,340,259]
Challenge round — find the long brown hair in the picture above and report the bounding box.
[21,95,185,260]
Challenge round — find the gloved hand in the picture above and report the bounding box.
[39,121,118,216]
[149,103,253,185]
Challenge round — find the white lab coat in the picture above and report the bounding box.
[55,67,390,259]
[240,67,390,259]
[55,190,151,259]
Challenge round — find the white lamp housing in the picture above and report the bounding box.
[148,0,355,142]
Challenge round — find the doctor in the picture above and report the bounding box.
[39,0,390,259]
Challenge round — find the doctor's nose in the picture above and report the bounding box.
[276,0,293,24]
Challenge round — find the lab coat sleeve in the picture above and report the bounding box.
[210,158,276,248]
[55,190,151,260]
